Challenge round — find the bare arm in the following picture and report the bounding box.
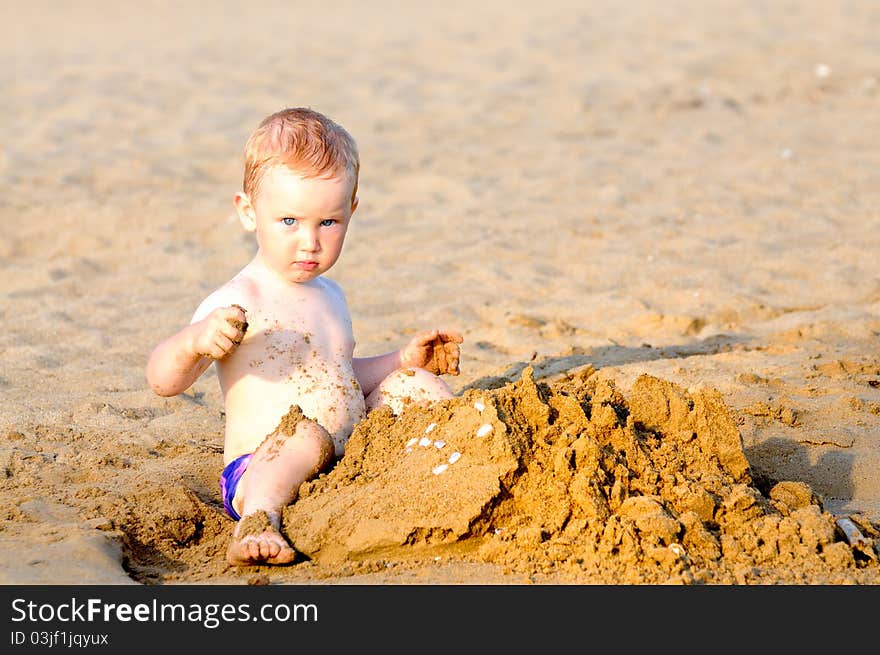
[146,305,248,397]
[351,350,403,398]
[352,329,462,397]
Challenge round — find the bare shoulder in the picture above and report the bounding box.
[318,276,347,302]
[191,269,259,324]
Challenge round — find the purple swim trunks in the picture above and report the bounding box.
[220,453,253,521]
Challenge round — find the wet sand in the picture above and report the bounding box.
[1,0,878,584]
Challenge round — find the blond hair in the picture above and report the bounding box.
[242,107,359,202]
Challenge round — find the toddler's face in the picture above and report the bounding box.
[245,166,358,283]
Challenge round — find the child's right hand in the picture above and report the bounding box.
[191,305,248,360]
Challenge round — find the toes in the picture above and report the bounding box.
[228,528,295,567]
[270,547,296,565]
[262,539,277,559]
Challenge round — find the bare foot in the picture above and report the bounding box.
[226,510,296,566]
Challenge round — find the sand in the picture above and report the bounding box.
[1,0,879,585]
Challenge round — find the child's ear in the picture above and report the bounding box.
[350,195,359,215]
[233,192,257,232]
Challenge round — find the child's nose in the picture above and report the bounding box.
[299,229,319,251]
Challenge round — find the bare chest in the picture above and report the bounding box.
[231,282,354,373]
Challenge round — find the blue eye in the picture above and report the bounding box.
[282,217,296,226]
[321,219,335,227]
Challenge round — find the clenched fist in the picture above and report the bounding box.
[192,304,248,360]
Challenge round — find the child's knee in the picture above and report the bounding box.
[398,366,446,391]
[282,418,335,469]
[403,366,453,394]
[371,366,454,414]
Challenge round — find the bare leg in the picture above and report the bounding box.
[226,411,334,566]
[365,366,454,415]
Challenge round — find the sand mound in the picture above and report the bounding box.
[283,366,879,584]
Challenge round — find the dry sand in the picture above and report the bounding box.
[1,1,879,585]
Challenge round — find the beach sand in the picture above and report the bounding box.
[1,0,878,585]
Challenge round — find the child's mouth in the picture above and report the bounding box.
[294,261,319,271]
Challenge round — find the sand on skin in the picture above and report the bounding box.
[1,1,879,584]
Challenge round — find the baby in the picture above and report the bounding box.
[146,107,462,566]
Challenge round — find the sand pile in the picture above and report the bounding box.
[283,366,879,584]
[8,364,876,585]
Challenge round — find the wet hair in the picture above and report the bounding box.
[242,107,359,202]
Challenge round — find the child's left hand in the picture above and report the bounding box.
[400,330,463,376]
